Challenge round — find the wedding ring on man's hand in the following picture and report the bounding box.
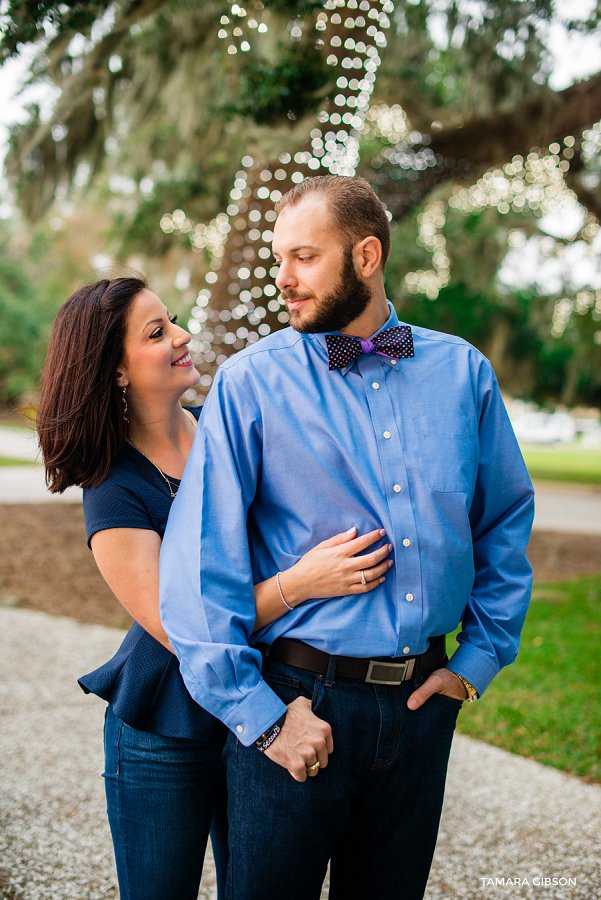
[360,570,366,585]
[306,761,320,772]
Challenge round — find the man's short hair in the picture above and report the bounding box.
[275,175,391,267]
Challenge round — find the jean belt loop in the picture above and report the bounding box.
[325,655,338,687]
[413,654,424,688]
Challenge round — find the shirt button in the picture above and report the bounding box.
[403,538,411,547]
[403,646,411,654]
[383,431,391,439]
[236,725,244,734]
[372,382,380,390]
[393,484,402,493]
[406,593,414,602]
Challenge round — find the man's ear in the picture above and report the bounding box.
[354,236,382,278]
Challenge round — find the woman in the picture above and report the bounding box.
[36,277,392,900]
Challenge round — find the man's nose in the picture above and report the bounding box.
[275,261,296,291]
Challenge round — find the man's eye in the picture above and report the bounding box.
[299,256,313,263]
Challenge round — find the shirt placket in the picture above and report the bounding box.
[357,355,424,658]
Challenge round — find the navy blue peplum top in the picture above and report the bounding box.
[79,406,225,741]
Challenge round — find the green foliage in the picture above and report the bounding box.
[0,0,112,59]
[2,0,601,409]
[385,200,601,408]
[379,0,556,126]
[107,172,211,257]
[521,446,601,485]
[0,456,36,466]
[453,575,601,781]
[219,41,331,126]
[0,237,45,403]
[262,0,324,11]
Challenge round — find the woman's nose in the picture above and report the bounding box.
[173,326,190,345]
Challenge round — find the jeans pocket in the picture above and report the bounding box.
[431,692,463,711]
[263,671,303,706]
[102,705,124,779]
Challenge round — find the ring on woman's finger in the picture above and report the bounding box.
[306,761,320,772]
[360,569,366,585]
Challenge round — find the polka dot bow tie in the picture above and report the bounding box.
[325,325,414,371]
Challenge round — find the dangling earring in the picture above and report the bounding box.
[121,386,129,424]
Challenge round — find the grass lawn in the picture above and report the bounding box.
[0,456,36,466]
[451,574,601,781]
[521,443,601,485]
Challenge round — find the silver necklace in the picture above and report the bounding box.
[128,409,197,498]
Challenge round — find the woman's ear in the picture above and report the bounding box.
[115,369,129,388]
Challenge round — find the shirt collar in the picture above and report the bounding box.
[310,301,403,376]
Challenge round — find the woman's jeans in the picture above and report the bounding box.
[225,656,461,900]
[103,705,228,900]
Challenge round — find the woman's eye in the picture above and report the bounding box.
[150,314,177,338]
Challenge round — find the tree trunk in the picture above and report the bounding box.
[190,0,393,402]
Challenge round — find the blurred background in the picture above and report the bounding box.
[0,0,600,417]
[1,4,601,897]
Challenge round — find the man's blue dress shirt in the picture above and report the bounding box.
[160,303,534,747]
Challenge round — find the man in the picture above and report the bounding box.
[160,175,534,899]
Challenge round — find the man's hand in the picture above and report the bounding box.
[264,696,333,782]
[407,667,468,710]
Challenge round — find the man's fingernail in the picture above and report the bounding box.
[379,529,386,537]
[380,576,386,583]
[407,698,418,710]
[347,527,357,534]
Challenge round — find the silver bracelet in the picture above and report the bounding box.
[276,572,294,611]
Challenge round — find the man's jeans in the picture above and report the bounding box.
[103,705,228,900]
[225,656,461,900]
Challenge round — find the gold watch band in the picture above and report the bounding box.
[456,674,478,702]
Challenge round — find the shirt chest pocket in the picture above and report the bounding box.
[413,415,478,493]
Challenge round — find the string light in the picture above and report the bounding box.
[163,1,394,402]
[404,145,595,301]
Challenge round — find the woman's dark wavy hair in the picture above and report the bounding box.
[37,277,147,492]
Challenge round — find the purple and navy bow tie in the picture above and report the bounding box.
[325,325,414,371]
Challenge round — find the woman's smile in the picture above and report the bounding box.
[172,351,193,367]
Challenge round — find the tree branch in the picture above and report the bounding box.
[368,72,601,220]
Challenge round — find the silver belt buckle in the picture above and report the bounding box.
[365,658,415,685]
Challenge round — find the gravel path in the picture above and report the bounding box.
[1,608,599,900]
[0,466,82,504]
[533,480,601,535]
[0,426,39,462]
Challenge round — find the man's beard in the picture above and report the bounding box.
[285,246,372,334]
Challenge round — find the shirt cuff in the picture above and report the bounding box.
[221,678,288,747]
[446,641,500,698]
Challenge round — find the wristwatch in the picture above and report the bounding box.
[456,674,478,702]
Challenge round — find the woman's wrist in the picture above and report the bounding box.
[277,565,307,609]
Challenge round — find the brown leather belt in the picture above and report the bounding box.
[258,636,446,686]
